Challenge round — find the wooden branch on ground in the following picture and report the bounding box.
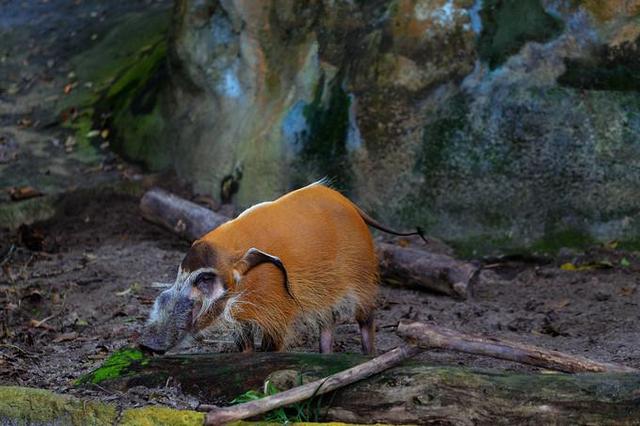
[203,345,420,425]
[139,188,228,240]
[139,188,476,298]
[377,242,477,299]
[397,321,637,373]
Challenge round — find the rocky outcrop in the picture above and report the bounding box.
[132,0,640,255]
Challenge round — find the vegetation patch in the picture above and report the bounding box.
[232,380,326,423]
[120,406,204,426]
[58,9,171,170]
[478,0,564,69]
[76,347,148,385]
[530,228,598,254]
[298,74,352,190]
[101,40,171,170]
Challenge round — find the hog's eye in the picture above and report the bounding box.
[194,273,216,288]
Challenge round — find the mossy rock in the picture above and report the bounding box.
[0,386,382,425]
[0,386,117,426]
[120,406,204,426]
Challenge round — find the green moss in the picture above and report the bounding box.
[297,352,368,374]
[298,75,352,189]
[478,0,564,69]
[417,94,469,184]
[59,9,171,171]
[120,406,204,426]
[449,234,518,259]
[62,9,170,109]
[76,347,147,385]
[0,386,116,425]
[531,228,597,254]
[99,36,170,170]
[0,195,58,230]
[558,37,640,91]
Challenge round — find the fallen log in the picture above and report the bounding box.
[377,242,477,299]
[78,349,640,424]
[397,321,638,373]
[139,188,476,298]
[203,345,420,424]
[139,188,228,240]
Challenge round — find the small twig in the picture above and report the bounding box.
[32,314,56,328]
[0,244,16,266]
[29,264,85,279]
[203,345,420,424]
[0,343,38,357]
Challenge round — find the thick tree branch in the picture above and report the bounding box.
[397,321,637,373]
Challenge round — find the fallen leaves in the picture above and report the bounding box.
[620,286,637,296]
[8,186,43,201]
[17,117,33,128]
[29,317,56,331]
[548,298,571,311]
[560,260,614,271]
[116,282,141,297]
[64,136,77,153]
[115,287,132,297]
[52,332,78,343]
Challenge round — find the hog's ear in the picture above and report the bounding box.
[232,248,294,300]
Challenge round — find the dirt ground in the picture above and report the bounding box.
[1,183,640,411]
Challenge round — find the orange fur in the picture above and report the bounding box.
[197,183,379,349]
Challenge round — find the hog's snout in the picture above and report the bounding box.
[139,289,195,353]
[138,334,169,355]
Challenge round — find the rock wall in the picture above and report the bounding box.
[146,0,640,255]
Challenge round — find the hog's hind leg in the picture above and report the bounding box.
[356,308,376,355]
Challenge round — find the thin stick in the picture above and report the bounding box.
[204,345,420,425]
[397,321,637,373]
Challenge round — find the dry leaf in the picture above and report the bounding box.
[621,287,637,296]
[8,186,43,201]
[115,288,132,297]
[29,318,55,331]
[549,298,570,310]
[560,261,613,271]
[52,332,78,343]
[396,238,410,248]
